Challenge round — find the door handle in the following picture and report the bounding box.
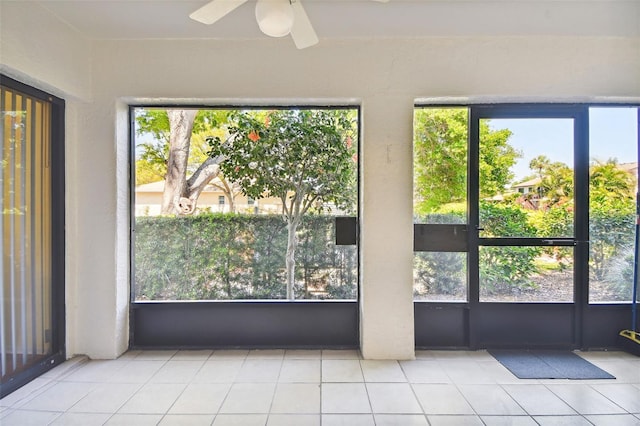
[542,239,577,246]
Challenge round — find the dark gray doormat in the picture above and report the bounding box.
[489,350,615,379]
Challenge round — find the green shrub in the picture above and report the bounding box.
[134,214,357,300]
[479,202,541,293]
[413,212,466,297]
[414,251,466,298]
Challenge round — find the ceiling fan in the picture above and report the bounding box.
[190,0,389,50]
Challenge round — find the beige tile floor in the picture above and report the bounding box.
[1,349,639,425]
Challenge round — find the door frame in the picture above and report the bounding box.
[415,103,638,350]
[0,75,66,398]
[469,104,588,349]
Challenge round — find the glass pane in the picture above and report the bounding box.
[589,107,638,303]
[480,246,574,302]
[414,252,467,301]
[1,86,53,381]
[133,108,358,301]
[479,118,574,238]
[413,107,468,224]
[413,107,469,302]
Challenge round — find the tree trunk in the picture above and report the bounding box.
[285,219,300,300]
[183,156,224,213]
[162,110,197,214]
[161,110,223,215]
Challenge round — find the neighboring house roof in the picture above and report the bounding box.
[512,177,541,189]
[135,179,230,193]
[618,162,638,176]
[135,180,166,192]
[508,162,638,193]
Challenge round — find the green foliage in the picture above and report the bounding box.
[538,162,573,207]
[134,109,229,178]
[414,109,468,214]
[136,109,171,144]
[435,202,467,218]
[208,109,357,215]
[413,212,467,297]
[297,216,358,299]
[590,159,636,205]
[412,110,637,301]
[532,205,573,238]
[588,160,636,297]
[589,202,635,282]
[413,108,520,215]
[134,214,357,300]
[135,159,165,185]
[414,251,466,298]
[480,245,541,294]
[208,109,358,299]
[480,201,537,238]
[479,202,541,293]
[479,125,520,198]
[529,155,551,178]
[529,204,573,268]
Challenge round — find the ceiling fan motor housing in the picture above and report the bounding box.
[255,0,294,38]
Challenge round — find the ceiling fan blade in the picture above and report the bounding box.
[189,0,248,25]
[290,0,319,49]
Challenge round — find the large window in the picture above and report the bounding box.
[414,105,639,306]
[132,107,359,301]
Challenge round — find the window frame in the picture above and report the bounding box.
[128,103,362,348]
[413,102,640,350]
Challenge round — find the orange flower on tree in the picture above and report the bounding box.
[248,130,260,142]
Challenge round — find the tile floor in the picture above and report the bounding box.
[1,349,639,425]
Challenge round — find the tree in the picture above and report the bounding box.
[590,159,636,205]
[588,159,636,283]
[414,108,520,214]
[537,161,573,208]
[479,123,520,198]
[529,155,551,180]
[135,109,235,214]
[208,109,357,299]
[135,159,165,185]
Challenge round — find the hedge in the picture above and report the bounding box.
[134,214,357,300]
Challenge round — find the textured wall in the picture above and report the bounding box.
[0,2,92,100]
[2,1,639,359]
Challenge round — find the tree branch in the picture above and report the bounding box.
[209,176,238,212]
[177,155,225,214]
[300,194,319,217]
[280,194,291,221]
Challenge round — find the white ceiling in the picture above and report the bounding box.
[19,0,640,40]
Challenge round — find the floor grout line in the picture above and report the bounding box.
[1,350,638,426]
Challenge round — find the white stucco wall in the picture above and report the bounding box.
[0,1,92,101]
[0,0,93,358]
[88,36,638,360]
[2,1,640,360]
